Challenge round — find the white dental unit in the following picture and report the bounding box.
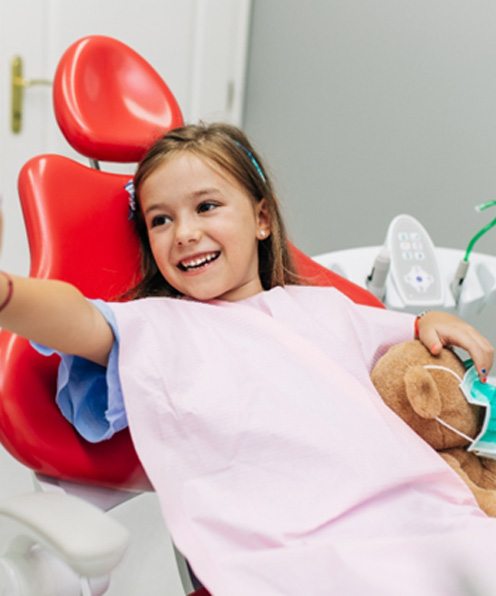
[315,204,496,319]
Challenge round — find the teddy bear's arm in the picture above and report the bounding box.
[441,451,496,517]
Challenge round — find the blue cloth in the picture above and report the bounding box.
[31,299,127,443]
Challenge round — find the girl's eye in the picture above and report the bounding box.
[197,201,219,214]
[150,214,171,228]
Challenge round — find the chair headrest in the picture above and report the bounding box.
[53,35,183,163]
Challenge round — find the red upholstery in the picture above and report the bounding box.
[0,34,185,489]
[191,589,210,596]
[53,36,183,162]
[0,156,151,490]
[289,245,384,308]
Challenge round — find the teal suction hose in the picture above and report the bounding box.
[464,200,496,262]
[451,200,496,302]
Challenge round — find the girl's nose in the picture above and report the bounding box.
[175,218,201,245]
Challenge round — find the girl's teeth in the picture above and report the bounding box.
[181,252,218,269]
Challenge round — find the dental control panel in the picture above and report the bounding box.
[386,215,444,308]
[313,214,496,317]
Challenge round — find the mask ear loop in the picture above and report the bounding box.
[423,364,463,383]
[433,418,475,443]
[422,365,475,443]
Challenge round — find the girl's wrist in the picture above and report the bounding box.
[0,271,14,313]
[414,310,428,339]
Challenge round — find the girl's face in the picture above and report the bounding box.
[140,152,271,302]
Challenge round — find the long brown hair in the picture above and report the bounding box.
[128,122,299,298]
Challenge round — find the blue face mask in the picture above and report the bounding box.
[423,362,496,459]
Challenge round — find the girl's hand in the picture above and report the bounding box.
[417,311,494,381]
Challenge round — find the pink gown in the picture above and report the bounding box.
[108,285,496,595]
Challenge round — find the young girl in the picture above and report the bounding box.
[0,123,495,595]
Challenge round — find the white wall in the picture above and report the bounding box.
[244,0,496,260]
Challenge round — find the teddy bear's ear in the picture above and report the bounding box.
[404,366,442,419]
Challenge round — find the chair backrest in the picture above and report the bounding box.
[0,35,382,493]
[53,35,183,162]
[0,34,184,490]
[0,156,152,489]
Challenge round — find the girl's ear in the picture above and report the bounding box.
[256,198,271,239]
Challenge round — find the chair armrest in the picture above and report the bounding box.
[0,492,129,577]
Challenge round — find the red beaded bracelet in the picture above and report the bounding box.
[0,271,13,313]
[414,311,427,339]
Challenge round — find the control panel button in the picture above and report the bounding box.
[404,265,434,293]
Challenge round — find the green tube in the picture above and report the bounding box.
[463,201,496,262]
[476,200,496,212]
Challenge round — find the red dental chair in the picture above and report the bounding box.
[0,35,382,596]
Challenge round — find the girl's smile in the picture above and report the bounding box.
[177,250,220,272]
[140,152,270,302]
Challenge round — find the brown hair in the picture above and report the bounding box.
[128,122,299,299]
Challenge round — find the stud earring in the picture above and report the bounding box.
[259,230,266,238]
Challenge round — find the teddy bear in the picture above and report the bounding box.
[371,339,496,516]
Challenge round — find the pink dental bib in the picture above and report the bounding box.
[109,286,496,595]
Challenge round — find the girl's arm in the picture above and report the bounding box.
[417,311,494,380]
[0,272,113,366]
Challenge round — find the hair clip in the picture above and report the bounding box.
[125,179,137,220]
[234,141,266,183]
